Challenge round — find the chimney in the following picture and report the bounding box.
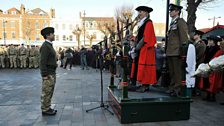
[50,8,55,18]
[20,4,25,14]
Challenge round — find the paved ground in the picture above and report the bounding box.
[0,66,224,126]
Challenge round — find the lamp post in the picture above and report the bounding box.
[208,16,221,27]
[83,10,86,45]
[3,19,7,45]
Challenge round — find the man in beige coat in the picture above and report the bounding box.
[166,4,189,96]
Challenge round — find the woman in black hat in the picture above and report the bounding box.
[199,35,220,101]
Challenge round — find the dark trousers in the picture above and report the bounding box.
[131,56,139,85]
[64,58,73,69]
[167,56,182,91]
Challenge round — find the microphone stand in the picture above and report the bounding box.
[86,42,114,115]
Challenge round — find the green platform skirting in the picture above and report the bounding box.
[108,87,192,124]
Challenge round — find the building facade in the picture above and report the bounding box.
[0,4,54,45]
[50,18,79,47]
[78,12,115,47]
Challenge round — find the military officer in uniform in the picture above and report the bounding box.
[8,44,18,68]
[166,4,189,96]
[18,43,27,68]
[40,27,57,115]
[193,30,206,95]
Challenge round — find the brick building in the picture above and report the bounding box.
[0,4,55,45]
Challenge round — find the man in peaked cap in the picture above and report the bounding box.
[130,5,157,92]
[39,27,57,115]
[193,30,206,67]
[166,3,189,96]
[192,29,206,96]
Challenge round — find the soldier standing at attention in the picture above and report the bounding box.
[8,44,18,68]
[29,45,36,68]
[34,46,40,68]
[40,27,57,115]
[166,4,189,96]
[18,43,27,68]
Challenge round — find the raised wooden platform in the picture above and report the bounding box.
[108,86,192,124]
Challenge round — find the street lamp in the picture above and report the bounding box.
[208,16,221,27]
[83,10,86,45]
[3,19,7,45]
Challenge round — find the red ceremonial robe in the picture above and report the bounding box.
[199,50,223,93]
[137,21,157,85]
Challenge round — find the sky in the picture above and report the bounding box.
[1,0,224,29]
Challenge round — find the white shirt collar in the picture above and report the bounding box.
[45,39,53,45]
[138,17,147,28]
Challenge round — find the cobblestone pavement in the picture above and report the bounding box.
[0,66,223,126]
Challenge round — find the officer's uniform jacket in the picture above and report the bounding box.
[166,17,189,56]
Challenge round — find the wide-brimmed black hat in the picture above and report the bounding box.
[169,4,183,11]
[41,27,54,37]
[135,6,153,13]
[194,30,204,36]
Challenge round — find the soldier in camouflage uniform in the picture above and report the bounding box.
[34,46,40,68]
[29,45,36,68]
[4,45,10,68]
[8,44,18,68]
[0,45,6,68]
[40,27,57,115]
[18,44,27,68]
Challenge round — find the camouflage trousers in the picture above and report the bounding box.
[41,74,56,112]
[0,55,5,68]
[29,57,38,68]
[20,55,27,68]
[9,55,17,68]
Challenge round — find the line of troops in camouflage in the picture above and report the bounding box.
[0,44,39,69]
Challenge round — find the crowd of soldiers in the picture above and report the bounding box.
[0,44,39,69]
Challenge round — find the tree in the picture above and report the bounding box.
[114,4,137,42]
[185,0,221,33]
[86,33,96,47]
[72,25,82,49]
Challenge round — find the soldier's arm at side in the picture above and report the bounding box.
[196,43,206,60]
[177,19,189,44]
[39,44,49,78]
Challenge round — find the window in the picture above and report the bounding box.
[36,34,40,40]
[11,11,17,15]
[62,24,66,30]
[69,35,73,41]
[35,22,40,29]
[11,32,15,39]
[55,35,59,41]
[63,35,66,41]
[10,21,15,28]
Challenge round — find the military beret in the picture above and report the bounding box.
[41,27,54,37]
[135,6,153,13]
[169,4,183,11]
[194,30,204,36]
